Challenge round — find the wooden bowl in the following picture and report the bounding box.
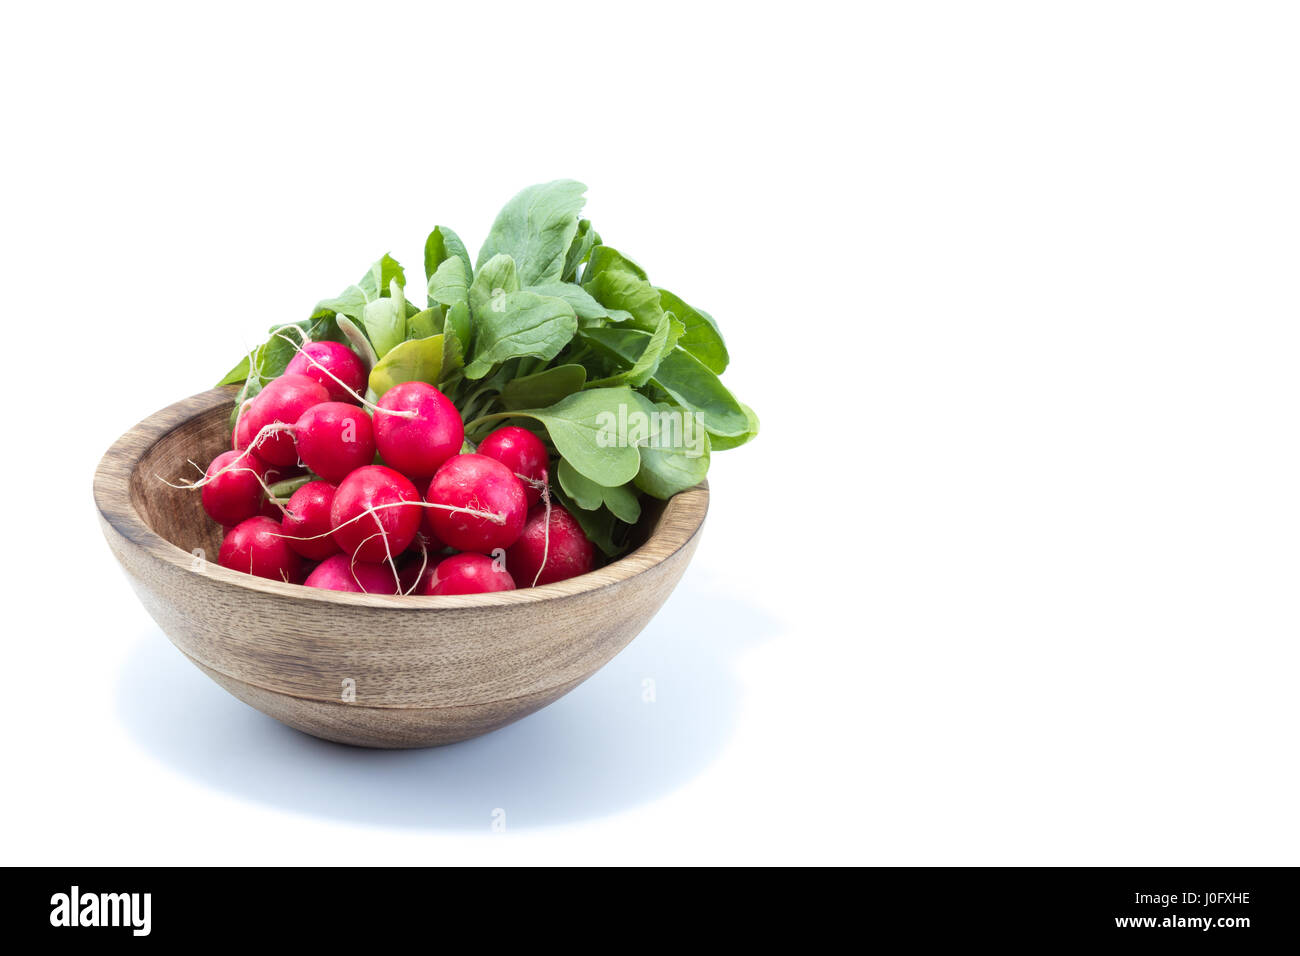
[94,388,708,748]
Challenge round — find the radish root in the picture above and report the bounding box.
[271,499,507,548]
[271,332,417,419]
[403,536,430,596]
[532,468,551,588]
[157,425,298,517]
[350,509,402,593]
[157,423,295,492]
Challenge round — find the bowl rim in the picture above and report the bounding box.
[94,387,708,610]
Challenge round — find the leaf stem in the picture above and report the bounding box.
[463,409,519,433]
[267,475,314,499]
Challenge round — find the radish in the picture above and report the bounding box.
[200,449,278,527]
[285,341,367,403]
[330,465,422,563]
[219,516,304,583]
[373,381,464,479]
[425,454,527,554]
[506,504,594,587]
[232,403,255,451]
[421,553,516,595]
[294,402,376,483]
[476,426,549,507]
[243,373,329,466]
[258,496,286,520]
[304,553,400,594]
[280,481,341,560]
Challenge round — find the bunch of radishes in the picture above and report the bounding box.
[194,339,592,595]
[198,180,757,591]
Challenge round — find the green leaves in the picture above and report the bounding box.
[361,279,407,359]
[584,245,647,282]
[444,299,470,357]
[499,386,645,487]
[707,401,760,450]
[635,435,710,499]
[359,253,406,300]
[649,347,748,436]
[469,253,519,318]
[628,394,711,499]
[657,288,728,374]
[406,307,442,340]
[582,262,664,331]
[500,363,587,410]
[562,218,598,282]
[311,285,368,325]
[476,180,587,287]
[426,255,469,309]
[580,326,747,435]
[369,334,445,397]
[216,181,756,564]
[423,225,470,291]
[462,253,578,379]
[583,311,682,388]
[551,486,627,557]
[527,281,609,324]
[217,353,252,387]
[463,290,577,380]
[558,459,642,524]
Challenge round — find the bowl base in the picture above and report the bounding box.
[187,652,586,749]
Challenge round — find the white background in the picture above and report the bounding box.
[3,1,1297,865]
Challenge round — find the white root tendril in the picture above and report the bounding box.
[156,425,299,518]
[349,509,402,594]
[279,324,312,347]
[157,423,295,492]
[271,331,417,419]
[533,468,551,588]
[404,536,430,596]
[271,499,506,548]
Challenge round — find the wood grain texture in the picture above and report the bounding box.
[94,387,708,748]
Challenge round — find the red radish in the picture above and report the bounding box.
[219,516,304,583]
[476,426,549,507]
[280,481,341,560]
[506,504,594,587]
[373,381,464,479]
[422,553,516,595]
[425,454,527,554]
[294,402,376,483]
[330,465,422,563]
[232,405,255,451]
[244,373,329,466]
[200,450,276,527]
[285,341,367,403]
[304,553,400,594]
